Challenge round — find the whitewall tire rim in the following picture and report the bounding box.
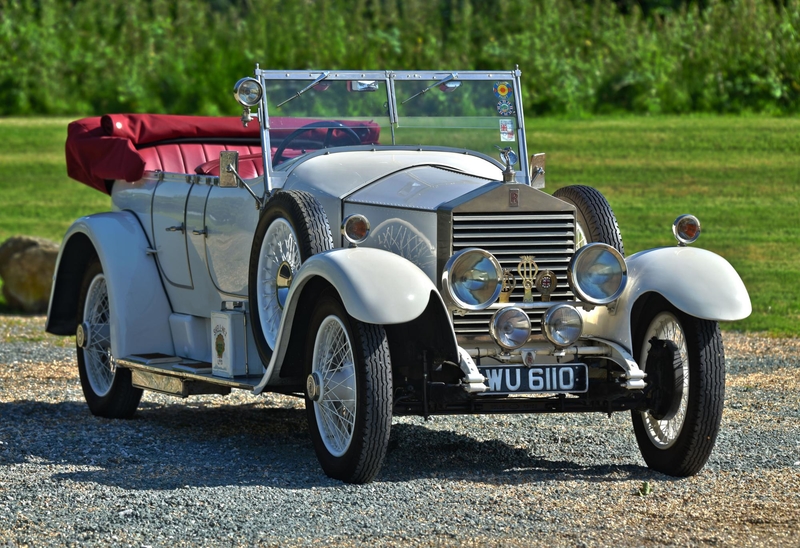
[311,315,357,457]
[638,312,690,449]
[82,273,114,397]
[257,218,301,350]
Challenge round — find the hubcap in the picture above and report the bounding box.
[639,312,689,449]
[306,371,322,402]
[276,261,294,309]
[82,273,115,397]
[257,218,301,350]
[311,315,357,457]
[76,321,90,348]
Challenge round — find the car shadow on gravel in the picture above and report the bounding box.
[383,422,656,485]
[0,398,673,489]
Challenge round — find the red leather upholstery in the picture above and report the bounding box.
[138,144,262,174]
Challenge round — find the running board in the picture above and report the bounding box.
[119,357,261,398]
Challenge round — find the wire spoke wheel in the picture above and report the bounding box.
[305,294,392,484]
[249,190,333,361]
[311,315,357,456]
[631,298,724,477]
[638,312,689,449]
[76,259,142,419]
[82,274,115,397]
[256,218,301,350]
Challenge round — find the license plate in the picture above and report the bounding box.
[478,364,588,395]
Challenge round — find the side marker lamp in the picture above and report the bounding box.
[673,214,701,246]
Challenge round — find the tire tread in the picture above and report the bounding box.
[554,185,624,255]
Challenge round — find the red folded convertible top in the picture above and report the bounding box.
[65,114,261,194]
[65,114,380,194]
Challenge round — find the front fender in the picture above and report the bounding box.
[294,247,437,324]
[582,246,751,351]
[255,247,445,393]
[46,211,174,359]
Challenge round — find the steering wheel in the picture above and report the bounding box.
[273,121,362,165]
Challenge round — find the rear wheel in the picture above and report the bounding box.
[76,259,142,419]
[304,293,392,484]
[554,185,624,255]
[631,301,724,476]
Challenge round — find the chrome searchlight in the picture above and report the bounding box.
[673,214,701,246]
[233,77,263,107]
[567,243,627,305]
[542,304,583,347]
[442,248,503,311]
[490,307,531,350]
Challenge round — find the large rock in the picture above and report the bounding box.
[0,236,60,313]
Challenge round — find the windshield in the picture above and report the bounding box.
[258,71,525,173]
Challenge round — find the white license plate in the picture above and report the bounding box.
[478,364,588,395]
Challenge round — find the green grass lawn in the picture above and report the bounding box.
[0,116,797,335]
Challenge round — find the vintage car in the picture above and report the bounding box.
[47,68,751,484]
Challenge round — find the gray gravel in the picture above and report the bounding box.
[1,316,798,547]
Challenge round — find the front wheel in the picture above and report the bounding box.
[631,300,725,476]
[76,259,142,418]
[304,293,392,484]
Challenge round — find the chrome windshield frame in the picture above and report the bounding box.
[251,68,529,191]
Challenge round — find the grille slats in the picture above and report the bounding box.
[451,210,576,339]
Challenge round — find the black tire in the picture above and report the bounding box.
[249,190,333,363]
[553,185,624,256]
[76,259,143,419]
[631,299,725,476]
[304,293,392,484]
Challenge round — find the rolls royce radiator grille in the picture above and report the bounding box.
[451,212,576,341]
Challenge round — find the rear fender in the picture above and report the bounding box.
[254,247,457,392]
[582,246,751,352]
[46,211,174,359]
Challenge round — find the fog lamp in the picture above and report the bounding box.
[442,248,502,311]
[542,304,583,347]
[673,214,701,246]
[567,243,627,305]
[342,214,370,246]
[490,307,531,350]
[233,77,263,107]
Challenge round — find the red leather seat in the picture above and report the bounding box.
[138,143,262,174]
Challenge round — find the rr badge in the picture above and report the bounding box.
[509,188,519,207]
[517,255,539,303]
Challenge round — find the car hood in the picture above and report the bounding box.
[282,149,504,210]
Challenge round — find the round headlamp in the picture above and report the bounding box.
[342,214,370,246]
[673,214,701,246]
[233,77,263,107]
[490,307,531,350]
[567,243,627,305]
[442,248,502,311]
[542,304,583,347]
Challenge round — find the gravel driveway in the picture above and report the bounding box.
[0,316,798,547]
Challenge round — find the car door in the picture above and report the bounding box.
[203,183,261,296]
[151,179,193,290]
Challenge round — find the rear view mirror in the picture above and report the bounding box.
[439,81,462,93]
[347,81,379,92]
[530,152,546,186]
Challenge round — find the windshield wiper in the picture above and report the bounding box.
[401,73,457,105]
[275,72,329,109]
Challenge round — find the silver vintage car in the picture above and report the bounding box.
[47,68,751,483]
